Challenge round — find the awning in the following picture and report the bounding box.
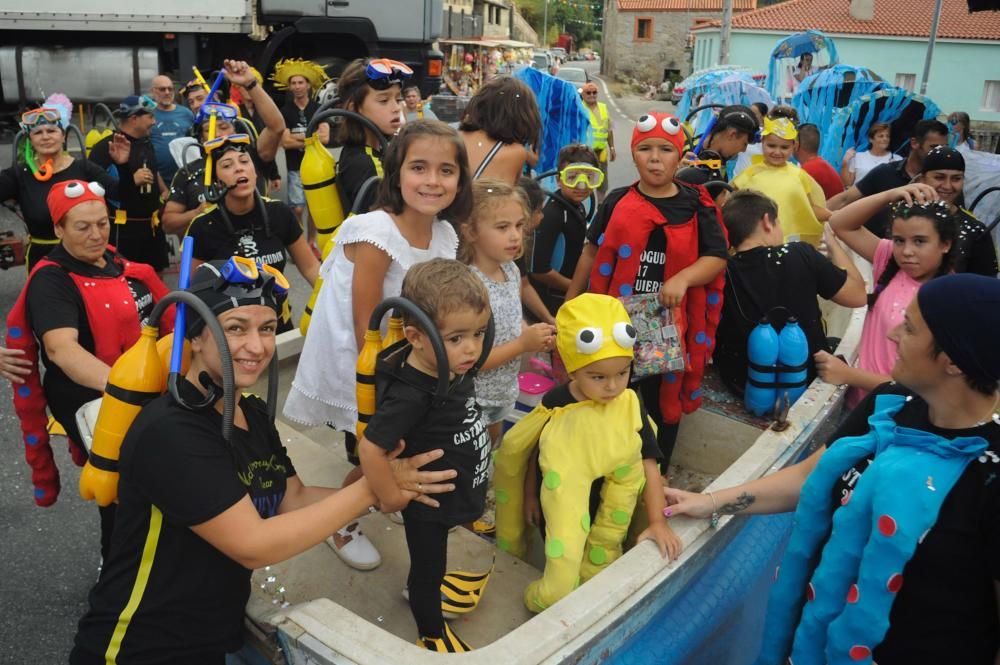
[439,38,501,48]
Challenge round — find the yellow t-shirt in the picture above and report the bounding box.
[733,162,826,246]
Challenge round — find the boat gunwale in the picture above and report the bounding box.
[266,303,867,664]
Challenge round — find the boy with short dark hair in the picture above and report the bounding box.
[528,143,602,316]
[713,190,866,397]
[796,123,844,200]
[357,258,492,653]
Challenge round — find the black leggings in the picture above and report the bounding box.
[403,518,450,638]
[636,376,681,468]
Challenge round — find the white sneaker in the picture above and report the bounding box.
[387,511,404,524]
[327,521,381,570]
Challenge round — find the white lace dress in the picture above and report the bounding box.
[283,210,458,432]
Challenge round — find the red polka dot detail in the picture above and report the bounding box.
[846,584,859,604]
[886,573,904,593]
[849,645,871,660]
[806,582,815,601]
[877,514,897,537]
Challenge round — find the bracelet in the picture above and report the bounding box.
[708,491,720,528]
[244,78,258,91]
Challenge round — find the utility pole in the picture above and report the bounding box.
[920,0,944,95]
[543,0,549,48]
[719,0,733,65]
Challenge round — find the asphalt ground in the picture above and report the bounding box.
[0,62,676,663]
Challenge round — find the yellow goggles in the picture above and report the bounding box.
[219,256,290,295]
[559,163,604,189]
[203,133,252,155]
[693,158,722,172]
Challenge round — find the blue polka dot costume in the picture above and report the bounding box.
[757,394,988,664]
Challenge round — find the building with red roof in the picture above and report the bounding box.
[692,0,1000,123]
[602,0,758,84]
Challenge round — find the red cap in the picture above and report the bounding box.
[47,180,107,225]
[631,112,685,153]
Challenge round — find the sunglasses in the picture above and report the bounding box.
[219,256,290,295]
[366,58,413,90]
[197,102,239,124]
[21,107,62,129]
[559,163,604,189]
[203,133,252,154]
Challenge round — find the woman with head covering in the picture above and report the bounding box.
[68,260,456,665]
[0,101,122,270]
[916,145,998,277]
[5,180,174,559]
[664,273,1000,665]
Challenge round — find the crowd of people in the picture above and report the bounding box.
[0,52,997,665]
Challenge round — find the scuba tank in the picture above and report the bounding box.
[85,103,116,159]
[777,318,809,406]
[744,319,780,417]
[79,326,164,506]
[298,108,390,336]
[383,316,405,350]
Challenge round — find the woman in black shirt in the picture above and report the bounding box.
[185,136,319,332]
[663,274,1000,665]
[69,261,456,664]
[0,108,120,269]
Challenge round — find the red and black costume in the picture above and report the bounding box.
[6,248,173,507]
[589,183,726,425]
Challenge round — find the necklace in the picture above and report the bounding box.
[974,391,1000,427]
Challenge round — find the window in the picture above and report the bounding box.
[982,80,1000,112]
[635,17,653,42]
[895,73,916,92]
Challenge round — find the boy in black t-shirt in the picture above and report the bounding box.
[529,144,601,316]
[357,259,492,653]
[714,190,866,396]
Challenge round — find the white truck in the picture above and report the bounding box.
[0,0,444,109]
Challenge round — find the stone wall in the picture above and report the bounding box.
[604,8,723,83]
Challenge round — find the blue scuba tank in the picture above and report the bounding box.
[777,318,809,406]
[745,319,780,417]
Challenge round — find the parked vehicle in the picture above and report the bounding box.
[0,0,445,111]
[554,67,590,86]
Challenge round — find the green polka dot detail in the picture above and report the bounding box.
[543,470,561,490]
[613,465,631,480]
[495,488,510,505]
[589,546,607,566]
[581,513,591,532]
[612,509,630,525]
[497,537,510,552]
[546,538,565,559]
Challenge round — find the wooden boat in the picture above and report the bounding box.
[237,296,867,665]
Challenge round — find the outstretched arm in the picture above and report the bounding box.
[223,59,286,162]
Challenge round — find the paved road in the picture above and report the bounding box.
[0,64,676,664]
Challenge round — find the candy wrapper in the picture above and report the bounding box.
[620,293,687,379]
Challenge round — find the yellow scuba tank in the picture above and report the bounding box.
[79,326,164,507]
[84,129,112,159]
[355,328,382,442]
[156,333,190,387]
[301,133,344,256]
[383,316,404,350]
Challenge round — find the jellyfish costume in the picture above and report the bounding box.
[755,394,987,665]
[495,294,648,613]
[515,66,594,175]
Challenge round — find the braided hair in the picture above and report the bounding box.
[871,201,956,306]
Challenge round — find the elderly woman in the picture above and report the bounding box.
[665,273,1000,665]
[6,180,173,559]
[0,106,122,269]
[69,261,455,664]
[840,122,902,188]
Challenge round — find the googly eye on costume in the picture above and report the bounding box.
[87,182,106,197]
[612,322,637,349]
[64,182,86,199]
[576,327,604,354]
[636,114,657,133]
[661,116,681,135]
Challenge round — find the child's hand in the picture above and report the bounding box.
[524,491,542,527]
[637,520,683,561]
[659,275,688,308]
[521,322,556,353]
[0,346,32,384]
[814,350,850,386]
[891,183,939,206]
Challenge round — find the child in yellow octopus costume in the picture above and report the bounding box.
[495,294,682,613]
